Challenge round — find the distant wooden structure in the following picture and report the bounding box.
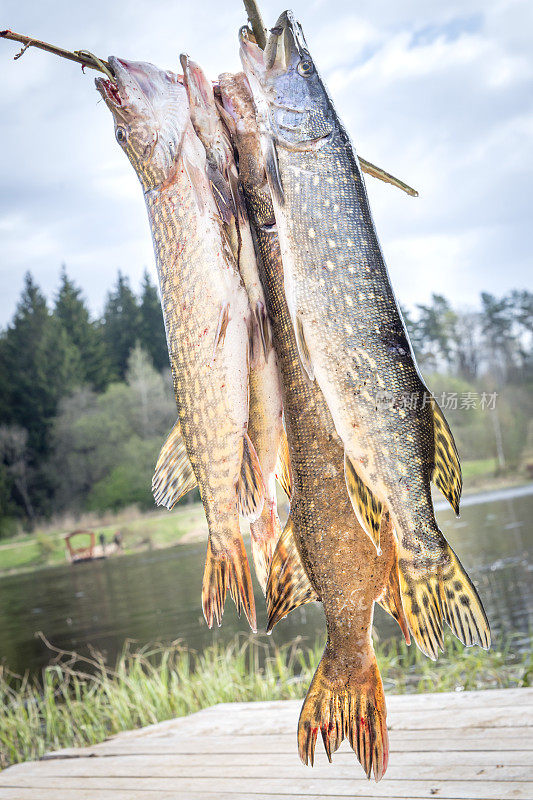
[0,687,531,798]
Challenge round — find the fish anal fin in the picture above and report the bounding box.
[202,536,257,632]
[344,454,382,553]
[250,499,282,594]
[376,517,410,644]
[275,427,292,498]
[430,397,462,516]
[237,431,265,521]
[152,419,197,509]
[295,314,314,381]
[266,516,318,631]
[265,136,284,203]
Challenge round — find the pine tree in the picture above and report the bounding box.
[139,270,169,372]
[0,273,80,514]
[102,271,141,381]
[54,266,111,391]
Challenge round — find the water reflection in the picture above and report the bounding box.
[0,489,531,675]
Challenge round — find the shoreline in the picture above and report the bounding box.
[0,477,531,579]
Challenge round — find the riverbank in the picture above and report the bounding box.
[1,634,530,770]
[0,472,530,578]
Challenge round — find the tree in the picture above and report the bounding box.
[54,266,111,391]
[102,272,141,380]
[139,270,169,372]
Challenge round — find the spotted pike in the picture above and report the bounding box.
[180,56,287,592]
[241,13,490,660]
[96,58,263,630]
[219,71,412,781]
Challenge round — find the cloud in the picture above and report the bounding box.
[0,0,531,325]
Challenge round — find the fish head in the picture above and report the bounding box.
[239,11,335,151]
[180,55,219,151]
[218,72,266,186]
[96,57,189,190]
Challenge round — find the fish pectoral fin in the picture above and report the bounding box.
[430,397,462,516]
[275,427,292,498]
[237,431,265,521]
[213,302,230,358]
[294,314,315,381]
[344,453,383,553]
[266,516,318,632]
[264,136,284,204]
[376,515,410,644]
[152,419,197,509]
[253,300,272,360]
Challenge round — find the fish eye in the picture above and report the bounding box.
[297,60,314,77]
[115,126,128,145]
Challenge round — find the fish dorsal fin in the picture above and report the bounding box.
[237,431,265,521]
[430,396,462,515]
[264,137,284,204]
[294,315,314,381]
[376,515,411,643]
[275,427,292,498]
[152,419,197,509]
[344,453,382,553]
[266,516,318,632]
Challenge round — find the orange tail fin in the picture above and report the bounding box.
[202,537,257,632]
[298,644,388,781]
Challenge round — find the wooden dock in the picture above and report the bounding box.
[0,687,531,799]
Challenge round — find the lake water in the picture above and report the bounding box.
[0,486,531,676]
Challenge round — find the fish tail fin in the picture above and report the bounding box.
[439,543,491,651]
[298,644,388,781]
[250,496,282,594]
[202,536,257,632]
[398,541,490,659]
[237,431,265,522]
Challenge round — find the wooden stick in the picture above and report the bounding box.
[0,29,114,78]
[242,0,267,50]
[359,157,418,197]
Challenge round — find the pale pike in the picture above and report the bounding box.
[219,71,411,780]
[97,58,262,630]
[180,56,287,592]
[240,13,490,660]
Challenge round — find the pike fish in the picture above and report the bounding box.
[219,71,410,781]
[96,57,262,630]
[241,13,490,659]
[181,56,287,592]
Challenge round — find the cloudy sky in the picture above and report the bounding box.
[0,0,531,325]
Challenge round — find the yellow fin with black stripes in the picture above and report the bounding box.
[152,419,197,509]
[431,397,462,515]
[275,427,292,499]
[344,453,382,553]
[266,516,318,632]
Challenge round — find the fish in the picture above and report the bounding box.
[181,56,287,592]
[219,70,411,781]
[96,57,262,631]
[240,13,490,660]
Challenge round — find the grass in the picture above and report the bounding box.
[0,503,207,576]
[0,633,530,770]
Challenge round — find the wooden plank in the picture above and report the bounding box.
[34,750,533,767]
[1,775,530,798]
[4,757,530,782]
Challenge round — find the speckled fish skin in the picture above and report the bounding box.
[240,14,490,659]
[219,71,412,781]
[96,57,257,630]
[181,58,285,593]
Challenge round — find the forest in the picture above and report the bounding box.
[0,269,531,536]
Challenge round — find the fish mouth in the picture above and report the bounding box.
[96,56,181,112]
[264,10,307,74]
